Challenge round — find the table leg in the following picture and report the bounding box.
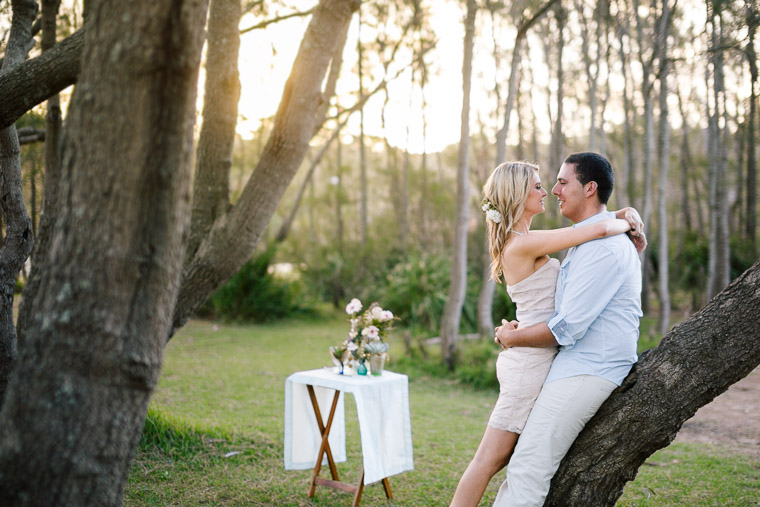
[307,385,341,496]
[382,477,393,499]
[351,467,365,507]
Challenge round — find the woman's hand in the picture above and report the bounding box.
[631,231,647,254]
[617,207,644,236]
[494,319,519,348]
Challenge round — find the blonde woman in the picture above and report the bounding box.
[450,161,644,507]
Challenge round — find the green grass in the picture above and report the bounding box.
[125,316,760,506]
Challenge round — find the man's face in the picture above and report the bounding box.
[552,163,585,222]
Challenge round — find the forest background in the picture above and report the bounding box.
[0,0,758,504]
[12,0,759,353]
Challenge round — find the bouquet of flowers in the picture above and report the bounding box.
[330,298,396,375]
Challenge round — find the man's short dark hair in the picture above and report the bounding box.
[563,152,614,205]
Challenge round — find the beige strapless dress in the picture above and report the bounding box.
[487,258,560,433]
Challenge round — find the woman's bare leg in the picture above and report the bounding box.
[450,426,519,507]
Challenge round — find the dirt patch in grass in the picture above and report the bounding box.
[674,366,760,460]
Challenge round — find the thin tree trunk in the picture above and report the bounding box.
[547,261,760,505]
[707,2,731,299]
[676,89,693,253]
[550,3,566,186]
[358,8,368,245]
[656,0,671,335]
[0,0,208,503]
[616,9,633,208]
[478,0,558,340]
[746,2,758,249]
[171,0,359,334]
[440,0,476,370]
[0,0,36,402]
[185,0,242,262]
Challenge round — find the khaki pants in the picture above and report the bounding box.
[493,374,618,507]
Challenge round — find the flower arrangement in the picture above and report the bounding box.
[331,298,396,375]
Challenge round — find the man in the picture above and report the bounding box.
[492,152,645,506]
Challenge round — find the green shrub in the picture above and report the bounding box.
[206,246,314,323]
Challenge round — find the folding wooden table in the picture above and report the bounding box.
[284,369,414,506]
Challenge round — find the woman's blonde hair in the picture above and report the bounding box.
[482,161,539,282]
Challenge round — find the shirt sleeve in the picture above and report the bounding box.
[547,243,625,348]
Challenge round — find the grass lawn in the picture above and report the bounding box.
[125,317,760,506]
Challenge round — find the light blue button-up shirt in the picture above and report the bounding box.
[545,211,643,386]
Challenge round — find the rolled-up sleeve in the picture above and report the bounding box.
[547,245,625,347]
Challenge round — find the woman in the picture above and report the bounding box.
[450,161,643,507]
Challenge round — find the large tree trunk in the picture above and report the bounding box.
[656,0,671,335]
[0,0,36,402]
[440,0,476,370]
[546,260,760,505]
[185,0,242,262]
[171,0,359,334]
[0,0,209,504]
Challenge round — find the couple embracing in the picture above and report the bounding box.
[451,152,646,507]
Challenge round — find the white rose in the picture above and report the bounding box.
[362,326,380,340]
[345,298,362,314]
[482,203,490,212]
[371,306,384,320]
[486,209,502,223]
[347,342,358,352]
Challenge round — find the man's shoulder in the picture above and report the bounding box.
[575,234,639,264]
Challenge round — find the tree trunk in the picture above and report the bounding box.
[185,0,242,262]
[745,3,758,248]
[656,0,671,335]
[478,0,558,339]
[0,0,209,504]
[616,12,633,208]
[440,0,476,370]
[707,3,731,299]
[358,8,368,245]
[0,0,36,402]
[676,88,693,253]
[550,3,565,185]
[170,0,359,334]
[546,260,760,505]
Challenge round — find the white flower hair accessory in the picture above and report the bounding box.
[481,198,502,224]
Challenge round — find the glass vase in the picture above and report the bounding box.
[357,359,368,376]
[369,353,386,376]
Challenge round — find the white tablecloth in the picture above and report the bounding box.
[284,368,414,485]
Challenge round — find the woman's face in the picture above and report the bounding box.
[524,172,547,215]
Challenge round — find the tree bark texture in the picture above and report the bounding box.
[440,0,476,370]
[0,27,83,131]
[171,0,359,334]
[0,0,209,504]
[186,0,242,262]
[0,0,36,403]
[545,260,760,506]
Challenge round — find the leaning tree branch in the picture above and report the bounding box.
[546,260,760,505]
[0,27,83,131]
